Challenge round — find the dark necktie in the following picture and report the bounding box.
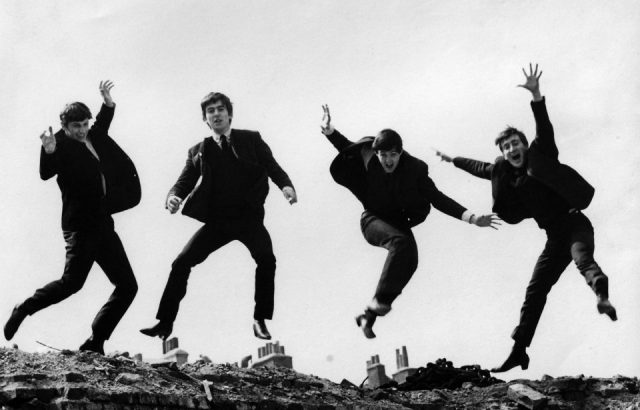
[220,135,230,151]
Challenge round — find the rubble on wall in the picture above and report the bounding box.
[1,348,639,409]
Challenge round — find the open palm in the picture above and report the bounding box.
[518,63,542,93]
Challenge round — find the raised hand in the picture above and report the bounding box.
[166,194,183,214]
[99,80,115,107]
[320,104,332,134]
[433,148,453,163]
[39,126,56,154]
[517,63,542,100]
[472,213,501,230]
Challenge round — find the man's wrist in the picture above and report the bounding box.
[321,125,335,135]
[461,210,476,224]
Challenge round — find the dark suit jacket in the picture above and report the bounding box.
[326,130,466,228]
[40,104,141,231]
[453,98,594,224]
[169,129,293,223]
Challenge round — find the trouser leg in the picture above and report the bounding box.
[568,213,608,297]
[21,230,94,315]
[92,227,137,340]
[238,220,276,320]
[511,237,571,347]
[361,212,418,312]
[156,223,230,323]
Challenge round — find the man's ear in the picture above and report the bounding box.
[61,122,70,136]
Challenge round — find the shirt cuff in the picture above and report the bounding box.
[461,210,475,224]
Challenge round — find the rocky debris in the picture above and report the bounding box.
[507,383,547,409]
[394,358,504,390]
[1,348,639,409]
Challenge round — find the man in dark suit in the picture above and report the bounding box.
[4,81,140,354]
[320,105,499,339]
[140,92,296,341]
[436,64,617,372]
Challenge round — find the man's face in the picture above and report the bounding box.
[204,101,231,134]
[501,135,528,168]
[376,149,402,173]
[62,119,90,141]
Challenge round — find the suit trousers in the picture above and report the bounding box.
[21,217,138,340]
[360,211,419,308]
[156,215,276,323]
[511,211,608,347]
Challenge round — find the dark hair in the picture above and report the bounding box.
[200,92,233,120]
[60,102,92,126]
[495,126,528,150]
[372,128,403,152]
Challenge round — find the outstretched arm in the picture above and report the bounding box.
[423,173,500,229]
[434,148,493,180]
[93,80,116,134]
[518,63,557,157]
[517,63,543,102]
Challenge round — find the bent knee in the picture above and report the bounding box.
[61,278,86,295]
[115,278,138,300]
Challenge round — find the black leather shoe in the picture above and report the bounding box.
[355,309,377,339]
[597,297,618,321]
[491,347,529,373]
[253,320,272,340]
[79,336,105,355]
[140,321,173,340]
[4,304,27,341]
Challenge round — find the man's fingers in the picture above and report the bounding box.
[522,67,527,78]
[40,126,53,140]
[99,80,114,92]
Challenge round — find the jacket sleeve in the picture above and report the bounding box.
[425,179,467,219]
[419,162,467,219]
[39,147,60,180]
[324,129,354,153]
[452,157,493,180]
[39,132,64,180]
[530,97,558,158]
[254,132,294,189]
[91,104,115,136]
[168,147,201,199]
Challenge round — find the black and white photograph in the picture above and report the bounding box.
[1,1,639,408]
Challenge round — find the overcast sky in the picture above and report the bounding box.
[1,0,639,384]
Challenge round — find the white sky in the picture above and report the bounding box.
[1,0,639,384]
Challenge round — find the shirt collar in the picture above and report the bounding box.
[213,129,232,145]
